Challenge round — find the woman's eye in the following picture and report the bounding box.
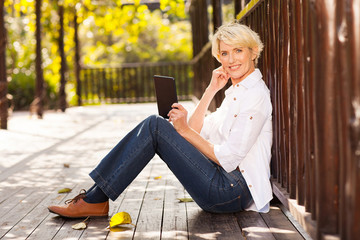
[221,52,227,56]
[236,49,242,53]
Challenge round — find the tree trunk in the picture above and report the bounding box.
[0,0,8,129]
[33,0,44,118]
[58,4,66,112]
[74,6,81,106]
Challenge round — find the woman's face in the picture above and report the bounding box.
[218,41,256,84]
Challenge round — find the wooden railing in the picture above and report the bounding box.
[79,62,193,104]
[236,0,360,239]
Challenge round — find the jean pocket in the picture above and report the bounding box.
[204,195,243,213]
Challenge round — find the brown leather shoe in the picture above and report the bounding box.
[48,189,109,218]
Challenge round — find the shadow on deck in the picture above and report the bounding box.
[0,102,309,239]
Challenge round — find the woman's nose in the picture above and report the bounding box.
[228,53,235,63]
[229,53,234,63]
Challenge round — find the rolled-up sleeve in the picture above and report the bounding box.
[214,89,270,172]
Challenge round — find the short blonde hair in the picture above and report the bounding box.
[212,22,264,66]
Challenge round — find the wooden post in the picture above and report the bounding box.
[0,0,7,129]
[314,0,339,237]
[34,0,44,118]
[212,0,222,32]
[74,5,81,106]
[58,4,67,112]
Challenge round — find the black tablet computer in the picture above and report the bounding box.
[153,75,178,118]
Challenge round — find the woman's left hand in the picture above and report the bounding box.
[168,103,190,135]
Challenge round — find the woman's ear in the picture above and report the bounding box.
[251,46,259,61]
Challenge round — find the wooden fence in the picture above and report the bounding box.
[79,62,193,104]
[235,0,360,239]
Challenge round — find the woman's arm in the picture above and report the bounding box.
[188,66,230,133]
[169,103,220,165]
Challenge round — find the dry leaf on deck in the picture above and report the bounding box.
[72,222,87,230]
[177,197,194,203]
[72,217,89,230]
[58,188,72,194]
[109,212,133,228]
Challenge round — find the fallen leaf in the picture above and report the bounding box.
[72,217,89,230]
[72,222,87,230]
[154,176,162,180]
[63,163,70,168]
[58,188,72,194]
[109,212,133,228]
[178,198,194,203]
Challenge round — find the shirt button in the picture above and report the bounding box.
[230,184,234,187]
[236,84,239,87]
[241,170,244,173]
[234,114,237,118]
[250,116,253,120]
[233,97,236,101]
[249,184,252,188]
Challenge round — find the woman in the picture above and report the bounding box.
[48,22,273,218]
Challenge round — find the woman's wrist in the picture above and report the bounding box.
[204,86,218,97]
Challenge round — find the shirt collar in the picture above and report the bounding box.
[224,68,262,95]
[239,68,262,89]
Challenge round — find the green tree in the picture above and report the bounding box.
[4,0,192,110]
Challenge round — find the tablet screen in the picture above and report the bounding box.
[153,75,178,119]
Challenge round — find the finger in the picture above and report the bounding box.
[172,103,184,110]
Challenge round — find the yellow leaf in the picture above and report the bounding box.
[72,222,87,230]
[58,188,72,194]
[109,212,132,228]
[177,198,194,203]
[154,176,162,180]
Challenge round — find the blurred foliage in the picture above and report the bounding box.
[4,0,192,110]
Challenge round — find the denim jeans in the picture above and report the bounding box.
[89,115,253,213]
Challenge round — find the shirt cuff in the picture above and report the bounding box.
[214,144,239,173]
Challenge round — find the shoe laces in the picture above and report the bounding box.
[65,189,87,205]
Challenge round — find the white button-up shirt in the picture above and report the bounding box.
[200,69,273,212]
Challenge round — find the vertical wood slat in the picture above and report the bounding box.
[236,0,359,239]
[294,0,305,206]
[0,0,7,129]
[314,1,339,235]
[350,0,360,237]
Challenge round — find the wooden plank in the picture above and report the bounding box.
[272,181,317,239]
[0,186,24,204]
[235,211,276,240]
[260,205,304,240]
[0,187,31,219]
[26,183,92,240]
[160,171,188,240]
[187,200,244,240]
[0,190,48,238]
[106,159,154,240]
[133,159,167,240]
[5,189,70,239]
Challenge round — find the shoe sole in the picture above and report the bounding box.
[48,208,108,219]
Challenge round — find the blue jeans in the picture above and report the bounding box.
[89,115,253,213]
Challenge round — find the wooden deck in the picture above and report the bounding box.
[0,102,309,239]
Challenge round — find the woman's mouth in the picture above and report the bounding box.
[228,65,241,71]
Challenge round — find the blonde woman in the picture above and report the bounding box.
[48,22,273,218]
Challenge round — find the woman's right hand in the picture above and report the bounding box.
[208,66,230,93]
